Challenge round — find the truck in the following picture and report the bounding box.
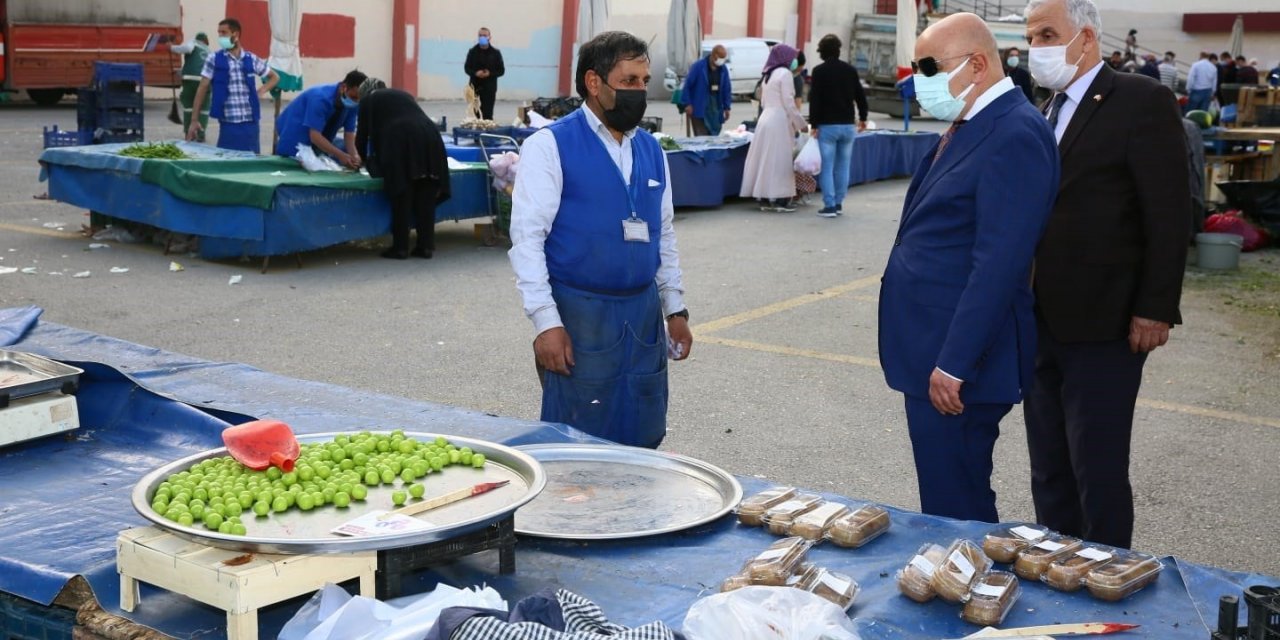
[0,0,181,105]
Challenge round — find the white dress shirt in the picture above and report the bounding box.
[1186,58,1218,92]
[1052,60,1105,143]
[508,106,686,336]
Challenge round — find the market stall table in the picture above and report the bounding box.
[37,142,492,264]
[0,306,1273,640]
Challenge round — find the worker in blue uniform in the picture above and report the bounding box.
[274,70,366,169]
[508,31,693,449]
[186,18,279,153]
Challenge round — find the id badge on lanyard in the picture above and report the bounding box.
[622,214,650,243]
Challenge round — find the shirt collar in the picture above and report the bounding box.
[964,77,1015,120]
[1064,60,1105,105]
[580,104,636,142]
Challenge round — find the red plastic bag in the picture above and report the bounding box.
[1204,210,1271,252]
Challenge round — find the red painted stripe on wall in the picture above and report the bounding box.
[300,13,356,58]
[1182,12,1280,33]
[224,0,271,56]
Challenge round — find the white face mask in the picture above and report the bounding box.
[713,57,725,67]
[1029,30,1084,91]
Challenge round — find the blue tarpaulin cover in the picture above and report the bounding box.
[0,306,1272,639]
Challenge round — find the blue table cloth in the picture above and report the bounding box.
[0,306,1273,640]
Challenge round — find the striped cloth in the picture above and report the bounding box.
[450,590,678,640]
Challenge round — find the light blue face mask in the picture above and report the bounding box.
[478,36,490,46]
[913,57,975,122]
[218,35,234,50]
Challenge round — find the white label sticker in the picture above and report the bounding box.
[1034,540,1066,552]
[909,554,936,575]
[1011,525,1046,541]
[820,573,852,594]
[756,548,788,562]
[949,550,976,580]
[805,502,845,520]
[1077,547,1114,562]
[771,500,806,513]
[973,582,1009,598]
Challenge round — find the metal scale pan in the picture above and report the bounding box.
[0,350,83,407]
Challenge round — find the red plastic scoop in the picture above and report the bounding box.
[221,419,299,472]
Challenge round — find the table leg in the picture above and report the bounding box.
[119,573,139,612]
[359,569,376,597]
[227,608,258,640]
[260,256,270,274]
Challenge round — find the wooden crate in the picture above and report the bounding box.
[116,527,376,640]
[1236,87,1280,127]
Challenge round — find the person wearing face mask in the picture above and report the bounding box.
[508,31,692,449]
[273,70,366,169]
[680,45,733,136]
[1005,46,1034,101]
[187,18,279,152]
[464,28,505,120]
[878,13,1059,524]
[740,44,809,212]
[1023,0,1190,550]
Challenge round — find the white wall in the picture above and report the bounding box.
[417,0,563,101]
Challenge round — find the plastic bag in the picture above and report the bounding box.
[794,136,821,175]
[295,143,344,173]
[683,585,861,640]
[1204,210,1270,251]
[278,582,507,640]
[489,151,521,193]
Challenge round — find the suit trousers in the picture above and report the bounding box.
[389,179,438,253]
[1023,322,1147,548]
[477,87,497,121]
[904,396,1010,523]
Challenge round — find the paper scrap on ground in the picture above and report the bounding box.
[88,243,109,249]
[169,261,184,272]
[20,267,37,274]
[47,272,63,276]
[72,271,91,279]
[0,267,17,275]
[228,275,242,285]
[332,511,435,537]
[109,267,129,274]
[41,222,66,229]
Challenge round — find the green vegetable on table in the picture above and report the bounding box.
[117,142,189,160]
[658,137,682,151]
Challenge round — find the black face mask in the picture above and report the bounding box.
[601,84,648,132]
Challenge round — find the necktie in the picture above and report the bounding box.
[1045,92,1069,130]
[932,120,966,164]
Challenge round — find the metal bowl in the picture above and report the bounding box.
[131,431,545,554]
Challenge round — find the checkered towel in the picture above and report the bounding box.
[436,589,680,640]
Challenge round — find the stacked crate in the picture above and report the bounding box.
[90,62,145,143]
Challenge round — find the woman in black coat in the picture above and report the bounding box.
[355,79,452,259]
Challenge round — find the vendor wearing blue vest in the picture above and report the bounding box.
[509,31,693,449]
[186,18,279,153]
[274,70,366,169]
[680,44,733,136]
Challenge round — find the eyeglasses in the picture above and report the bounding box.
[912,53,974,77]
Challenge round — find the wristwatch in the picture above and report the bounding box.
[666,309,690,321]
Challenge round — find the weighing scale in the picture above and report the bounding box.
[0,350,83,447]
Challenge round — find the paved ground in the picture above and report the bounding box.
[2,97,1277,578]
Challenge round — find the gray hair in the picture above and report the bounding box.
[1025,0,1102,35]
[358,77,386,97]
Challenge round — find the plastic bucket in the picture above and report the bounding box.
[1195,232,1244,270]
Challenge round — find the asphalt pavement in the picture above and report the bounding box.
[1,97,1276,579]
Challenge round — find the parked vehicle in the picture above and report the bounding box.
[0,0,181,105]
[664,37,780,100]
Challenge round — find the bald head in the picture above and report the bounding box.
[711,45,727,58]
[914,12,1004,120]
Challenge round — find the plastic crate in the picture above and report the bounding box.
[375,515,515,599]
[0,592,75,640]
[98,131,144,144]
[97,110,144,131]
[76,89,98,130]
[92,61,144,85]
[1247,586,1280,640]
[97,90,144,110]
[638,116,663,134]
[42,126,94,148]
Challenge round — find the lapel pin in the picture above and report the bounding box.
[1093,94,1103,102]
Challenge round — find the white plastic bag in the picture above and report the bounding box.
[295,143,344,173]
[683,586,860,640]
[794,136,822,175]
[278,582,507,640]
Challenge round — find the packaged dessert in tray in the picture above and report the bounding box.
[746,536,813,586]
[931,539,993,603]
[720,571,753,593]
[1013,535,1083,581]
[788,501,851,541]
[1085,550,1163,601]
[827,504,891,548]
[961,571,1021,626]
[897,542,948,603]
[760,494,824,536]
[982,523,1050,563]
[736,486,798,526]
[798,566,861,611]
[1043,545,1118,592]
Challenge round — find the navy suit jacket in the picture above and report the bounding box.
[879,88,1060,405]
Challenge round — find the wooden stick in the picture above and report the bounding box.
[378,480,509,520]
[968,622,1140,637]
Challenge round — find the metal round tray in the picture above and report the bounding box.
[513,443,742,540]
[131,432,545,554]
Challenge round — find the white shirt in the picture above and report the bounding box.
[1052,60,1105,143]
[1187,58,1218,92]
[508,106,686,336]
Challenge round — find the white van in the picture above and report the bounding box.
[665,37,779,99]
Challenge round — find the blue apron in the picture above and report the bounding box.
[540,281,669,449]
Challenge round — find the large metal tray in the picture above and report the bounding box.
[0,350,82,404]
[513,444,742,540]
[131,432,546,554]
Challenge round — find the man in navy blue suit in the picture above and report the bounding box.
[878,13,1060,523]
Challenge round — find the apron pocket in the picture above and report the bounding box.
[626,369,669,448]
[542,374,624,439]
[628,324,668,375]
[571,330,627,381]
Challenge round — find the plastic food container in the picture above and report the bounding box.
[789,501,851,541]
[1043,546,1118,591]
[931,539,993,603]
[1085,550,1164,601]
[827,505,891,548]
[982,524,1050,563]
[720,572,753,592]
[962,570,1021,626]
[760,494,823,536]
[736,486,798,526]
[799,566,861,611]
[1013,535,1083,581]
[746,536,813,586]
[897,543,948,603]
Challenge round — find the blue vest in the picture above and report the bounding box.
[209,50,260,122]
[545,109,666,293]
